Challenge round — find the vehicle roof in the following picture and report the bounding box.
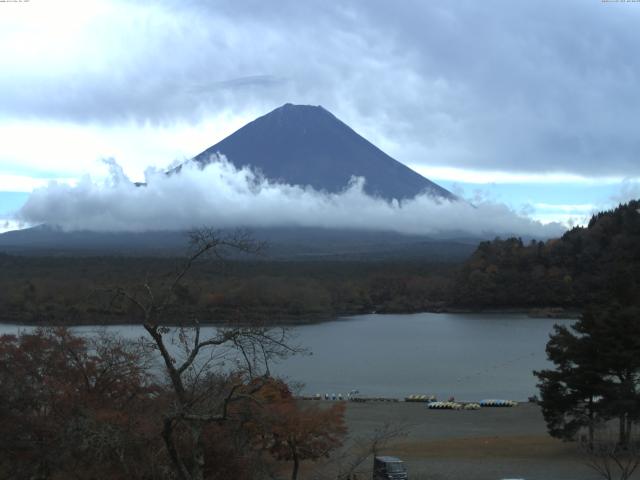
[375,456,403,463]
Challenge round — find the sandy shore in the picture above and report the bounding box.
[335,401,631,480]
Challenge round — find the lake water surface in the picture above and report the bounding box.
[0,312,573,401]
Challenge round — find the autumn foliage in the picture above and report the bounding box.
[249,379,347,480]
[0,329,347,480]
[0,328,161,479]
[0,230,348,480]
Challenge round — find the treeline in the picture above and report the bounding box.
[453,200,640,310]
[0,256,454,325]
[0,229,374,480]
[3,200,639,324]
[0,326,346,480]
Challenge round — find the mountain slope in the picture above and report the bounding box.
[0,224,477,261]
[453,200,640,309]
[0,104,462,255]
[194,103,455,201]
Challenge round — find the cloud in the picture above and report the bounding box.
[528,202,596,229]
[16,157,565,239]
[0,219,28,235]
[2,0,640,178]
[411,166,636,186]
[0,174,77,193]
[611,179,640,205]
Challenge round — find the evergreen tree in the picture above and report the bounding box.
[535,320,604,446]
[535,304,640,447]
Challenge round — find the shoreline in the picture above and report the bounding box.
[339,401,597,480]
[0,306,580,327]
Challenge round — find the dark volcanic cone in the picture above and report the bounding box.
[194,103,455,201]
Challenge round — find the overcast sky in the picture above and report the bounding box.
[1,0,639,233]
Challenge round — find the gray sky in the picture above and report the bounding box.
[3,0,640,174]
[1,0,640,232]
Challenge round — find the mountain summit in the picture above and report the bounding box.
[194,104,455,201]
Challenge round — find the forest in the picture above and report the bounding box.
[0,229,393,480]
[453,200,640,310]
[0,255,453,325]
[1,200,639,325]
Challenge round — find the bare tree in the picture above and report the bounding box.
[580,430,640,480]
[312,422,408,480]
[110,228,301,480]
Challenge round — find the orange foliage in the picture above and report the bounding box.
[0,328,161,479]
[247,379,347,480]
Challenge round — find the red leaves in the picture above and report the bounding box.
[0,330,346,479]
[0,328,161,478]
[267,401,346,462]
[248,379,347,464]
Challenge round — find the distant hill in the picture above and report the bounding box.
[193,103,455,201]
[453,200,640,310]
[0,225,477,261]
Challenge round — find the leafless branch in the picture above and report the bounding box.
[103,227,296,480]
[313,422,409,480]
[580,433,640,480]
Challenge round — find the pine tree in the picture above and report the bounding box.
[535,304,640,447]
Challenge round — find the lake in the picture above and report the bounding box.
[0,312,573,402]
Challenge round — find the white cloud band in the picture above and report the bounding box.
[16,157,565,239]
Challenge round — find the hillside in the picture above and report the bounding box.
[0,225,476,260]
[452,200,640,310]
